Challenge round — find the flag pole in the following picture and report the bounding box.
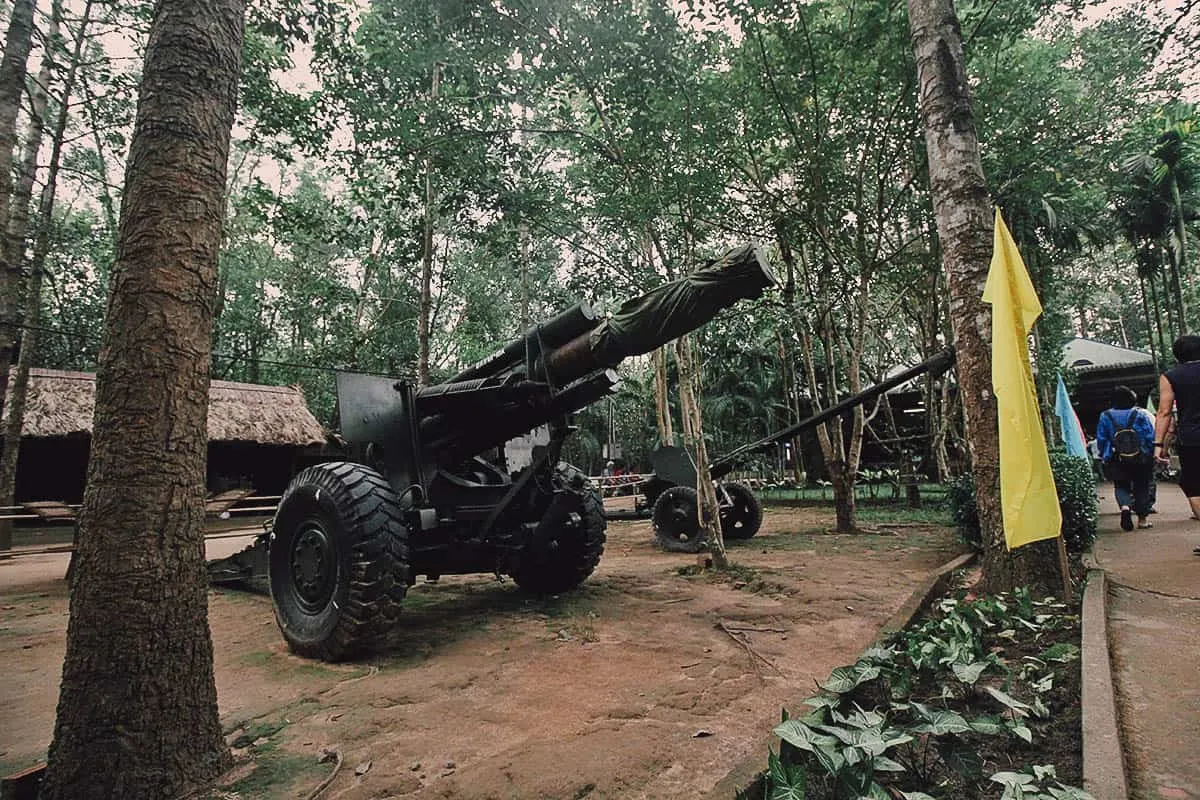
[1055,534,1072,602]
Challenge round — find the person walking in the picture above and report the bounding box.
[1154,335,1200,553]
[1097,385,1156,531]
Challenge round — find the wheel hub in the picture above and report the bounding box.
[290,521,335,611]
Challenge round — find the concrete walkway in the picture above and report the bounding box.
[1092,481,1200,800]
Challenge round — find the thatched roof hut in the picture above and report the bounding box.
[4,368,326,445]
[3,370,329,502]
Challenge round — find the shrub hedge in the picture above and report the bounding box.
[945,450,1098,553]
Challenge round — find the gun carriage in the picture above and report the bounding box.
[209,245,777,661]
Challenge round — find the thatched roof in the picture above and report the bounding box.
[3,368,327,446]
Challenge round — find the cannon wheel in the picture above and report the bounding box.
[719,481,763,540]
[511,464,606,595]
[652,486,707,553]
[269,462,409,661]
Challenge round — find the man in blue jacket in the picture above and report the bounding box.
[1097,385,1156,531]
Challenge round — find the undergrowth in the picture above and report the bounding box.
[747,588,1088,800]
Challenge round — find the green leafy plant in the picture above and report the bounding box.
[761,591,1088,799]
[774,706,912,799]
[990,765,1095,800]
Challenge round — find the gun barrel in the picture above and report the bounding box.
[423,369,621,462]
[336,243,776,466]
[543,243,777,385]
[708,348,957,480]
[449,302,600,384]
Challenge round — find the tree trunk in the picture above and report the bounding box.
[417,62,441,388]
[0,0,70,552]
[776,329,806,485]
[933,374,955,479]
[785,234,861,533]
[653,345,674,446]
[1170,177,1189,333]
[0,0,37,451]
[40,0,244,795]
[774,226,808,486]
[675,334,727,569]
[1148,272,1167,366]
[519,217,531,330]
[1139,273,1159,372]
[907,0,1057,594]
[828,457,856,530]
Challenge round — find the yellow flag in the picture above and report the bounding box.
[981,210,1062,550]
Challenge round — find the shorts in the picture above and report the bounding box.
[1179,444,1200,498]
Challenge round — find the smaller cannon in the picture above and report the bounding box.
[647,348,958,552]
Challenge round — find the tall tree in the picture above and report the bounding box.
[907,0,1058,594]
[40,0,245,795]
[0,0,37,463]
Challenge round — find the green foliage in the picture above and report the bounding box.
[944,474,981,547]
[944,452,1097,553]
[762,591,1087,799]
[22,0,1195,510]
[1049,452,1101,553]
[990,765,1095,800]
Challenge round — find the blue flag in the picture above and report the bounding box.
[1055,374,1088,459]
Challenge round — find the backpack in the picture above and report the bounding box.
[1106,410,1145,463]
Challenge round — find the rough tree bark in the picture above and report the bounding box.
[907,0,1058,594]
[675,334,727,569]
[40,0,245,796]
[0,0,37,488]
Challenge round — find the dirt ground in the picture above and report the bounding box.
[0,506,964,800]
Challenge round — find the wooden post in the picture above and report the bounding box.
[1056,534,1072,602]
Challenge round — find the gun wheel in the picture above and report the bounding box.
[511,464,606,595]
[652,486,707,553]
[269,462,409,661]
[719,482,763,540]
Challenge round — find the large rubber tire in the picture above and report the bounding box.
[269,462,409,661]
[511,465,606,595]
[719,481,763,540]
[652,485,706,553]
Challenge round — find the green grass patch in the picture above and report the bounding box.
[236,649,363,681]
[209,588,273,606]
[224,750,329,799]
[853,505,953,526]
[230,719,287,749]
[742,529,947,555]
[761,484,949,504]
[0,754,45,778]
[238,650,275,668]
[533,595,602,642]
[0,592,53,605]
[532,593,598,619]
[675,561,781,594]
[395,585,449,610]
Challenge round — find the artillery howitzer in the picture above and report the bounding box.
[646,348,958,552]
[208,245,776,661]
